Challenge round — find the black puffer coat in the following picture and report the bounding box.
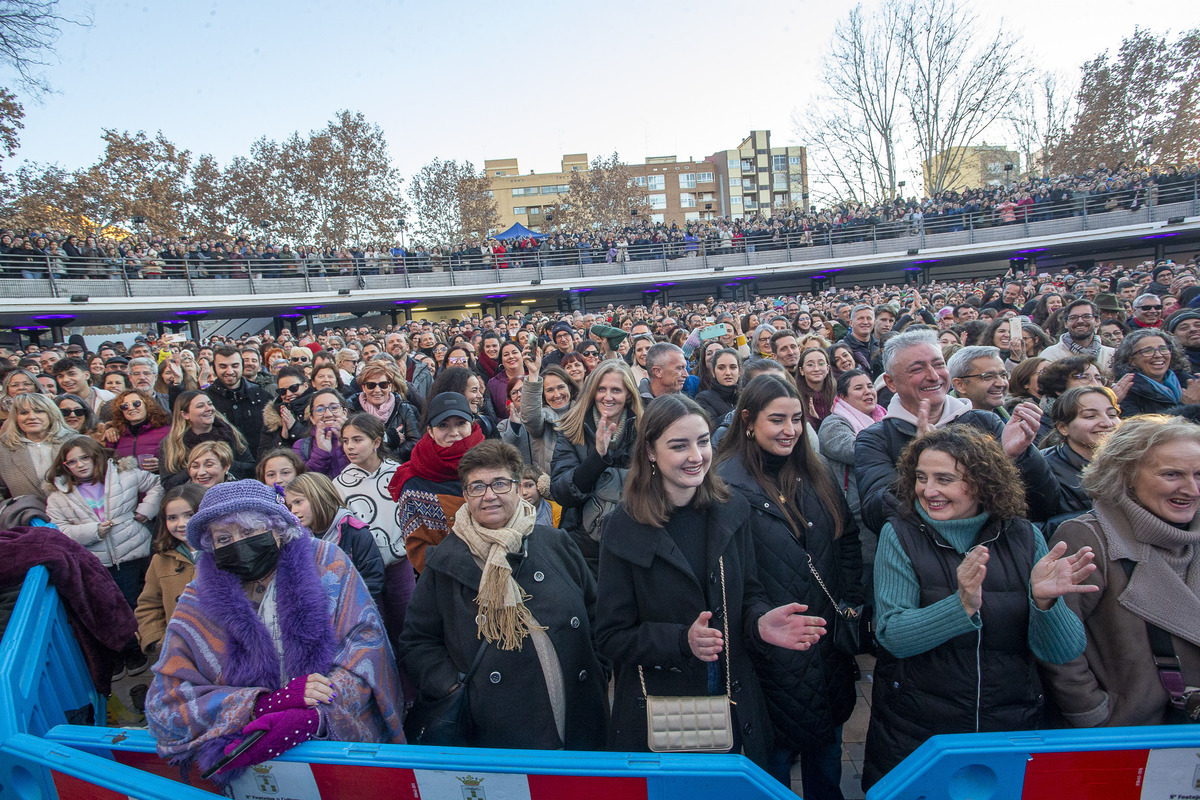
[347,392,421,462]
[718,454,864,750]
[550,417,635,573]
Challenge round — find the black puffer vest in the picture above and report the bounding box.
[863,514,1043,788]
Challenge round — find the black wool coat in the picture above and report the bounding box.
[595,495,775,767]
[398,525,608,751]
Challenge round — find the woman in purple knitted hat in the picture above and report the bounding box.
[144,479,404,785]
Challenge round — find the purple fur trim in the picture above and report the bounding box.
[276,537,337,678]
[181,734,244,788]
[194,552,280,691]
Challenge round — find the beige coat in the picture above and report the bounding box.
[135,546,195,654]
[46,458,163,567]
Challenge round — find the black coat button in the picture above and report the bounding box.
[570,616,580,628]
[636,697,646,708]
[731,680,742,693]
[489,671,501,684]
[578,670,588,681]
[533,571,545,582]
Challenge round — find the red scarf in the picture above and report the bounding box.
[478,352,501,380]
[388,423,485,501]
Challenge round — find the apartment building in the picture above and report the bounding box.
[709,130,809,219]
[922,144,1021,193]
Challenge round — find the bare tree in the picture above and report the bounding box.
[556,152,648,230]
[0,0,91,95]
[458,161,498,244]
[902,0,1030,195]
[797,3,909,205]
[1006,71,1076,179]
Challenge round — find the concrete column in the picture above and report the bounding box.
[304,313,315,332]
[188,319,201,342]
[49,324,63,344]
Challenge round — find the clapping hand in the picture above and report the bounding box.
[1031,542,1098,611]
[1001,401,1042,457]
[595,416,619,457]
[758,603,826,651]
[957,545,988,617]
[688,611,723,662]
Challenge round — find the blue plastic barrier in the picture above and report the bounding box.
[867,725,1200,800]
[2,565,796,800]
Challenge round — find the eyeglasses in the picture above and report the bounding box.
[118,400,143,411]
[1133,344,1173,358]
[1066,314,1096,323]
[465,478,515,497]
[448,357,468,365]
[959,370,1010,382]
[362,380,391,391]
[277,383,303,396]
[59,407,86,417]
[62,455,92,467]
[312,403,344,416]
[291,356,310,362]
[1070,372,1105,384]
[1137,304,1162,311]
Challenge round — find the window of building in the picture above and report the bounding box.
[757,166,768,173]
[484,190,493,198]
[742,179,755,191]
[528,206,541,214]
[772,155,788,172]
[513,206,527,215]
[791,193,805,205]
[651,213,665,224]
[684,211,700,221]
[741,160,753,172]
[649,194,667,209]
[729,177,740,188]
[731,196,742,206]
[789,156,802,166]
[680,193,696,208]
[701,193,714,201]
[633,176,648,187]
[511,187,538,197]
[744,197,758,210]
[647,175,665,191]
[698,172,714,183]
[727,158,740,170]
[756,149,767,155]
[773,174,788,189]
[679,174,696,189]
[541,184,569,195]
[494,171,507,177]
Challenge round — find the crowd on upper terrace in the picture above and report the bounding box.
[1,161,1196,281]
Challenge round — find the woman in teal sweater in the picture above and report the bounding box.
[863,426,1096,789]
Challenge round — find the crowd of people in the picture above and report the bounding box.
[7,246,1200,797]
[2,162,1197,281]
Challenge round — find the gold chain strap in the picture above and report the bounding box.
[807,553,857,619]
[639,556,735,702]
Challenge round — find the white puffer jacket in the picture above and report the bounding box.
[46,457,163,567]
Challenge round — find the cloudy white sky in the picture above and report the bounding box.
[10,0,1199,183]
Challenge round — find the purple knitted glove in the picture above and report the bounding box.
[253,675,310,717]
[221,708,319,772]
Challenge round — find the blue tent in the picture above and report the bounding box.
[493,222,548,241]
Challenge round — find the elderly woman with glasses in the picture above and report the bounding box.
[145,480,404,784]
[1111,329,1200,417]
[399,440,608,749]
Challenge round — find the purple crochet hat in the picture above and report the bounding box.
[186,479,301,551]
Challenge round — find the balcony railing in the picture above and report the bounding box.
[0,182,1196,302]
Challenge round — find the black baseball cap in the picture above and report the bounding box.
[426,392,473,428]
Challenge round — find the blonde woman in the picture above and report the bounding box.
[158,390,253,489]
[347,361,420,462]
[0,393,76,504]
[550,359,644,575]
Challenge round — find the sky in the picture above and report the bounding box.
[9,0,1200,186]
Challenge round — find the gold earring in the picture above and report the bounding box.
[746,429,753,439]
[650,461,657,475]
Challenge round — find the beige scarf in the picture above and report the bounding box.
[453,499,543,650]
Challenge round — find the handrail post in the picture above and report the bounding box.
[120,260,133,297]
[246,262,257,295]
[46,256,59,298]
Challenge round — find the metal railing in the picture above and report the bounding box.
[1,180,1196,302]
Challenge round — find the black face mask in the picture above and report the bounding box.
[213,532,280,581]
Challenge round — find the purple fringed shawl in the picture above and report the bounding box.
[146,535,404,784]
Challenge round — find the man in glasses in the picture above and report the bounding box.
[1039,299,1115,370]
[207,344,269,458]
[1131,294,1164,330]
[948,346,1011,418]
[128,356,171,412]
[384,332,431,411]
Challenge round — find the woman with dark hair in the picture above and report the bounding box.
[57,393,100,437]
[400,440,608,750]
[103,389,172,473]
[864,426,1093,789]
[596,394,827,769]
[390,393,486,574]
[820,369,884,527]
[828,343,857,381]
[520,353,575,476]
[1021,323,1053,360]
[441,343,475,374]
[486,340,526,421]
[1111,329,1199,417]
[797,347,835,431]
[103,371,134,394]
[292,389,349,477]
[1005,357,1049,420]
[717,375,863,795]
[694,348,741,428]
[1041,386,1122,516]
[978,317,1025,365]
[560,351,589,389]
[1030,293,1064,328]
